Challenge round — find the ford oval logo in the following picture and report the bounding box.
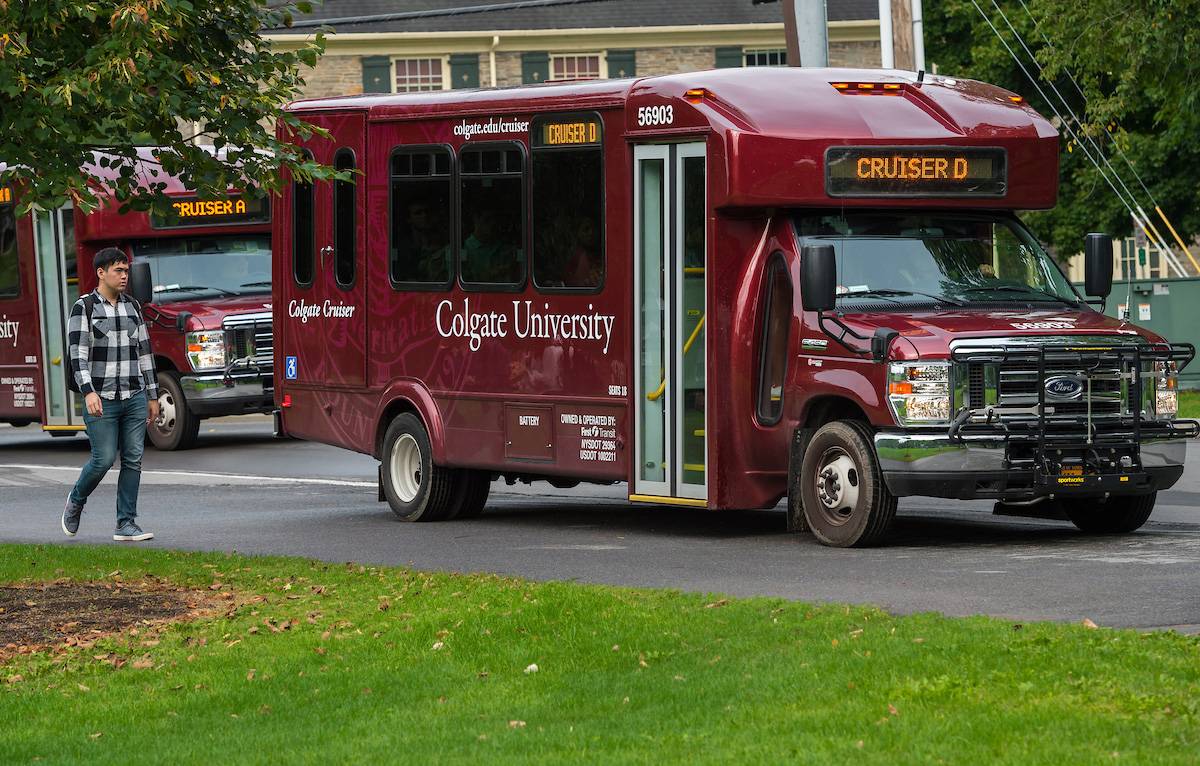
[1045,375,1084,400]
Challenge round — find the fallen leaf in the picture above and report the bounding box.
[77,684,90,692]
[611,644,620,652]
[888,704,900,717]
[524,663,539,674]
[246,669,256,681]
[131,658,153,670]
[704,599,728,609]
[89,732,103,740]
[1082,618,1099,629]
[432,641,444,651]
[508,720,526,729]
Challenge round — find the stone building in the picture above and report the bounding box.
[266,0,887,99]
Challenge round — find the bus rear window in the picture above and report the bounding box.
[390,147,453,288]
[459,143,525,289]
[0,202,17,298]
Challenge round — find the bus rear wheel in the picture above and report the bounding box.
[447,469,491,519]
[381,413,456,522]
[148,372,200,451]
[1061,493,1156,534]
[799,420,897,547]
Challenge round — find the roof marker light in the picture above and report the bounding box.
[831,82,850,90]
[684,87,710,103]
[1009,95,1025,103]
[857,83,875,90]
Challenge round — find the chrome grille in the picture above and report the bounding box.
[223,312,273,370]
[996,366,1124,415]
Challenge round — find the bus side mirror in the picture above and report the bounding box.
[1084,233,1113,298]
[800,244,837,313]
[129,261,153,305]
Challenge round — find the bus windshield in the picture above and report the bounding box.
[132,235,271,303]
[794,212,1081,308]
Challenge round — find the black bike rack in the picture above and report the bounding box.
[946,342,1199,492]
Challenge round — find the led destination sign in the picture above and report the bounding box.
[150,194,270,229]
[826,146,1007,197]
[533,117,602,148]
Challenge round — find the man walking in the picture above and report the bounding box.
[62,247,161,541]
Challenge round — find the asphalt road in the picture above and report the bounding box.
[2,417,1198,631]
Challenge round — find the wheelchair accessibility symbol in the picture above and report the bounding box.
[285,355,298,380]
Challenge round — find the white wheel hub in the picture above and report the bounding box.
[817,453,860,515]
[390,433,423,503]
[156,390,175,432]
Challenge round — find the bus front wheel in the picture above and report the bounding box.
[381,413,456,522]
[148,372,200,451]
[799,420,897,547]
[1061,493,1156,534]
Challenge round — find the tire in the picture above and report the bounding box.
[148,371,200,451]
[799,420,897,547]
[381,413,456,522]
[1061,493,1156,534]
[447,469,491,520]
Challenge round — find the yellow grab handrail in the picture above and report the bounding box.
[646,314,705,402]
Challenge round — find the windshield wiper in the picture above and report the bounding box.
[840,288,966,306]
[958,285,1078,305]
[238,281,272,288]
[154,285,240,297]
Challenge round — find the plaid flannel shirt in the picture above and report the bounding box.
[68,290,158,400]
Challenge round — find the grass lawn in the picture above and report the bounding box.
[1178,390,1200,419]
[1,544,1198,764]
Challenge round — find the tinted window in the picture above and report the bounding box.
[333,149,356,288]
[532,142,603,290]
[0,201,17,297]
[460,144,524,288]
[390,147,453,286]
[292,152,314,286]
[132,235,271,304]
[758,254,792,424]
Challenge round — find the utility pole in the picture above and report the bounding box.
[782,0,828,68]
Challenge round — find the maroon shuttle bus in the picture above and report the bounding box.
[272,67,1194,546]
[0,153,274,449]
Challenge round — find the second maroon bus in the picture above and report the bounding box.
[271,67,1194,546]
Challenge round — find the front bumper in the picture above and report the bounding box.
[180,369,274,417]
[875,430,1189,500]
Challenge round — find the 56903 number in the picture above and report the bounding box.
[637,105,674,127]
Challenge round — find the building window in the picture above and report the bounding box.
[549,53,603,81]
[393,57,447,92]
[744,48,787,67]
[390,147,453,288]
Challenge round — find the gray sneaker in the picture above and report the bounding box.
[62,496,84,537]
[113,522,154,542]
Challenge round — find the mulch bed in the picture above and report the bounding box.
[0,579,219,662]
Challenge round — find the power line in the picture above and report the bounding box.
[268,0,620,31]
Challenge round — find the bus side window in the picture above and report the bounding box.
[333,148,357,289]
[757,253,792,424]
[390,147,453,288]
[459,143,525,289]
[531,116,603,291]
[292,150,315,286]
[0,200,18,298]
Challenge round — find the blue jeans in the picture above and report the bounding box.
[70,390,148,527]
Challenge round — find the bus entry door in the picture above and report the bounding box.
[293,112,367,388]
[632,143,707,503]
[33,206,83,430]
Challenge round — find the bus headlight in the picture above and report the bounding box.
[888,362,951,424]
[187,331,228,372]
[1154,360,1179,419]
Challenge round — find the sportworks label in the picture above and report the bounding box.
[287,299,357,324]
[0,315,18,348]
[453,117,531,141]
[437,299,616,354]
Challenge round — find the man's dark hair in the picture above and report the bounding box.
[94,247,129,272]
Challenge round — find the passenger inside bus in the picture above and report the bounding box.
[392,199,450,282]
[461,206,521,284]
